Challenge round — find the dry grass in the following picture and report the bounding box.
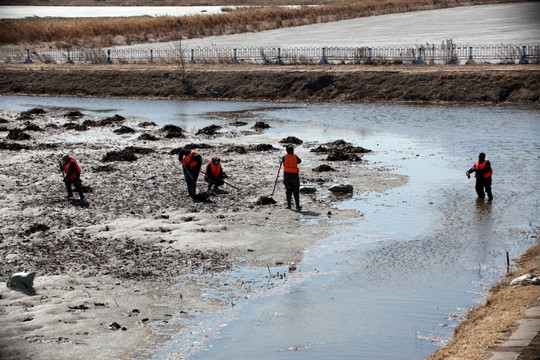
[429,240,540,360]
[0,0,529,47]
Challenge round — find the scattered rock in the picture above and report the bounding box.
[299,187,317,194]
[18,108,46,120]
[0,118,9,124]
[510,273,540,287]
[114,126,136,134]
[313,164,336,172]
[328,184,353,193]
[279,136,303,145]
[310,145,328,153]
[196,125,222,136]
[6,272,36,291]
[7,129,31,140]
[255,196,277,205]
[253,121,270,130]
[327,150,362,162]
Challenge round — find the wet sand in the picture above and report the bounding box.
[0,105,407,359]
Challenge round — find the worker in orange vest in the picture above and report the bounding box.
[60,154,84,200]
[179,148,202,197]
[205,156,225,192]
[466,152,493,200]
[282,145,302,210]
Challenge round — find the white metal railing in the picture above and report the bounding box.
[1,44,538,65]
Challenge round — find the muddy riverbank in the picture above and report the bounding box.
[0,103,406,359]
[1,64,539,105]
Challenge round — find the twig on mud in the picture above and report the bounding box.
[84,289,91,298]
[267,264,272,278]
[113,297,120,308]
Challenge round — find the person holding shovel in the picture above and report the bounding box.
[179,148,202,198]
[282,145,302,210]
[204,155,225,192]
[60,154,84,200]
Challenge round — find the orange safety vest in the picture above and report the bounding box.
[283,154,299,174]
[475,159,493,178]
[62,156,81,180]
[182,151,198,170]
[207,162,221,178]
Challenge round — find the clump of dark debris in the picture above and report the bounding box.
[64,122,88,131]
[162,124,185,138]
[253,121,270,130]
[23,223,50,236]
[137,133,159,141]
[95,114,126,127]
[7,129,31,140]
[114,126,136,134]
[102,147,152,162]
[250,144,277,151]
[230,121,248,127]
[138,121,157,128]
[93,165,116,173]
[279,136,303,145]
[255,196,277,205]
[311,139,371,162]
[65,111,84,118]
[196,125,222,136]
[0,141,30,150]
[313,164,336,172]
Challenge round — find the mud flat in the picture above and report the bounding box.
[0,105,406,359]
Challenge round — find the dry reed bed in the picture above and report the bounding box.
[0,0,528,47]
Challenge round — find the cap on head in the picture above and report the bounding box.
[61,155,70,165]
[211,155,220,165]
[179,148,190,156]
[479,152,486,159]
[286,145,294,154]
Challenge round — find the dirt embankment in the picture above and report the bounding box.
[1,64,539,105]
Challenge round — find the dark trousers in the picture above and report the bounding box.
[205,177,224,190]
[65,178,84,199]
[475,177,493,200]
[284,172,300,208]
[183,169,199,197]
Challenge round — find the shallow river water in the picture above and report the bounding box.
[1,95,539,359]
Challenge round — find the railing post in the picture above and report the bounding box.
[66,49,73,64]
[149,49,154,63]
[519,45,529,64]
[189,49,195,64]
[232,48,239,64]
[318,47,328,65]
[275,47,284,65]
[465,46,475,65]
[365,47,373,65]
[414,47,423,64]
[106,49,112,64]
[24,48,33,64]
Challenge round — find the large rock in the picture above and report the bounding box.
[510,273,540,287]
[328,184,353,193]
[6,272,36,291]
[300,186,317,194]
